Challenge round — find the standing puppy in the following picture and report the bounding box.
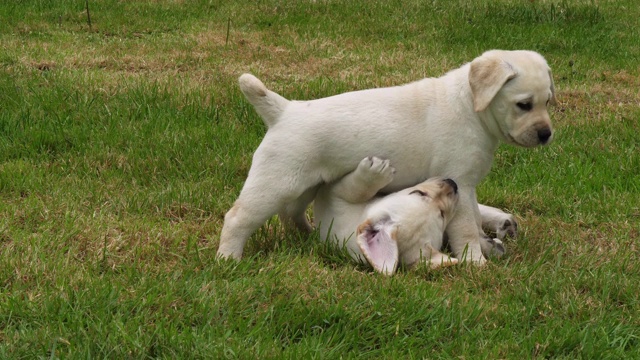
[218,50,556,263]
[314,156,459,275]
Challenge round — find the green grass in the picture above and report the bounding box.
[1,0,639,358]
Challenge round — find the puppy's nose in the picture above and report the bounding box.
[444,178,458,194]
[538,128,552,144]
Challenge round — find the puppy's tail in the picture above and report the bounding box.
[238,74,289,128]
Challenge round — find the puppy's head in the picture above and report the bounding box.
[355,177,459,275]
[469,50,556,148]
[403,177,459,225]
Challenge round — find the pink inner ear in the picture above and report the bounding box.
[357,223,398,275]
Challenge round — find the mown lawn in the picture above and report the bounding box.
[1,0,639,358]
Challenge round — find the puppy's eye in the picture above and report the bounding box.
[410,190,427,197]
[516,102,533,111]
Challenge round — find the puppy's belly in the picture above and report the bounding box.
[317,146,432,189]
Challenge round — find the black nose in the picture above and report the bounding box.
[444,178,458,194]
[538,128,552,144]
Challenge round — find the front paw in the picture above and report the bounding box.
[357,156,395,184]
[480,236,505,258]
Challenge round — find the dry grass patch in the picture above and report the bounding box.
[5,24,458,103]
[197,26,447,91]
[556,71,639,126]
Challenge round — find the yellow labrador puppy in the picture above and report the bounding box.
[314,156,459,275]
[218,50,556,264]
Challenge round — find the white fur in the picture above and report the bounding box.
[315,157,459,275]
[218,49,556,263]
[478,204,518,240]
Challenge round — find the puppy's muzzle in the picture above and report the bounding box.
[444,178,458,194]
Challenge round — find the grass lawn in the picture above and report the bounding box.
[1,0,639,358]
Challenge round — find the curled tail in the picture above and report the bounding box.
[238,74,290,128]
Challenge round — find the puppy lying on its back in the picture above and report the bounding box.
[314,156,459,275]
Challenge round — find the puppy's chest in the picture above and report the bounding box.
[379,168,431,194]
[313,196,366,238]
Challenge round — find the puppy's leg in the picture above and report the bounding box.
[470,200,505,258]
[478,204,518,240]
[444,187,486,264]
[412,243,457,270]
[218,153,321,260]
[329,156,395,203]
[278,185,319,233]
[428,250,459,269]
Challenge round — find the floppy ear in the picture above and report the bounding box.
[469,56,518,112]
[548,68,558,106]
[356,218,398,276]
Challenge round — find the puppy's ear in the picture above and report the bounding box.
[469,56,518,112]
[356,218,398,276]
[548,68,558,106]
